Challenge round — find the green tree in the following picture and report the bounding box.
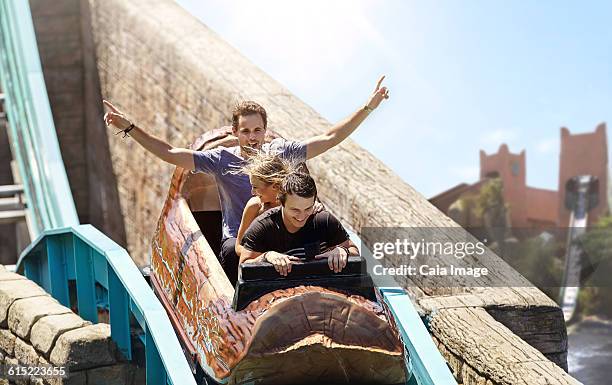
[577,215,612,318]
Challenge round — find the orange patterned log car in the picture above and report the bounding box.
[150,127,407,384]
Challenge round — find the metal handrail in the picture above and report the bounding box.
[380,288,457,385]
[16,225,197,385]
[0,0,78,235]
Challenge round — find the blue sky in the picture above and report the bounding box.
[176,0,612,198]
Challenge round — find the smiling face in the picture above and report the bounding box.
[250,176,279,204]
[234,113,266,155]
[281,193,316,233]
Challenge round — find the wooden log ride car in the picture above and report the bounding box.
[150,127,407,384]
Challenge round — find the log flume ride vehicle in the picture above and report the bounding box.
[150,128,407,385]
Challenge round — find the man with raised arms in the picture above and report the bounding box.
[103,76,389,283]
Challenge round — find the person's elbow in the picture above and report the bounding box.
[167,148,196,170]
[235,243,243,258]
[306,134,336,159]
[240,249,262,264]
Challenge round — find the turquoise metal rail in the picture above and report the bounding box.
[380,288,457,385]
[16,225,197,385]
[0,0,78,235]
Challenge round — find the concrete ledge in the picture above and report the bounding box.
[0,270,131,384]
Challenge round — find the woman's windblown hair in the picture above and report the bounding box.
[241,152,294,186]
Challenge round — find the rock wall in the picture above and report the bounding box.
[0,265,140,384]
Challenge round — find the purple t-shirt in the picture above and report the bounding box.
[193,138,307,240]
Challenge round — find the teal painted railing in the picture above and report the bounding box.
[16,225,197,385]
[380,288,457,385]
[0,0,78,235]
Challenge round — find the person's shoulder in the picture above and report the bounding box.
[313,210,334,220]
[196,145,225,155]
[313,210,342,226]
[245,196,262,213]
[216,145,241,157]
[217,146,246,172]
[193,146,226,164]
[258,205,281,221]
[244,206,279,235]
[264,138,297,153]
[268,137,288,146]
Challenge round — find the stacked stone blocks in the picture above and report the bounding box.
[0,264,136,385]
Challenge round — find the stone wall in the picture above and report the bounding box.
[0,265,140,384]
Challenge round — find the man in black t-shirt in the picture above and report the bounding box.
[240,173,359,276]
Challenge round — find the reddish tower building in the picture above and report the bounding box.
[479,145,558,228]
[558,124,608,227]
[479,145,528,227]
[431,124,608,229]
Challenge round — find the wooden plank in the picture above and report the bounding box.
[0,184,23,197]
[0,196,23,210]
[0,209,25,224]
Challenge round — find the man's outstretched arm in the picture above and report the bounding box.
[303,76,389,160]
[103,100,197,170]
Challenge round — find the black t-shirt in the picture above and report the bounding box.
[241,207,349,259]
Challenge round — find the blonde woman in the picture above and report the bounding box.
[234,153,294,258]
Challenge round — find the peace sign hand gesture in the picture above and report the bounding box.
[103,100,132,130]
[365,75,390,111]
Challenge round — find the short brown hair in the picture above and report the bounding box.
[232,101,267,130]
[278,172,317,205]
